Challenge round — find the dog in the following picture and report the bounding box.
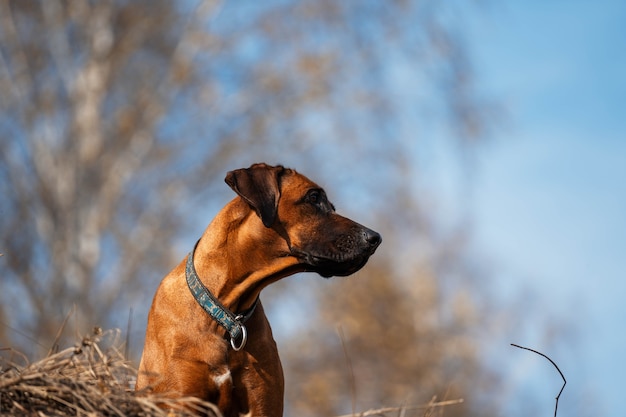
[136,163,381,416]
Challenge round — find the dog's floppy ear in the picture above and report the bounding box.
[225,163,285,227]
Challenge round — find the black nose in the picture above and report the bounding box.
[364,228,382,250]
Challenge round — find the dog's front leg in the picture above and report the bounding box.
[229,304,285,417]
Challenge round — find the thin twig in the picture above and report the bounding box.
[125,307,133,361]
[337,324,357,416]
[47,305,76,357]
[334,398,464,417]
[511,343,566,417]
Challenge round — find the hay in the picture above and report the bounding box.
[1,328,463,416]
[0,328,221,417]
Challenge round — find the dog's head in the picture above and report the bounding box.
[225,163,381,278]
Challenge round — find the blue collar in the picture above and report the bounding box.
[185,241,259,351]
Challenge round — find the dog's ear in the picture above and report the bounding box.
[225,163,285,227]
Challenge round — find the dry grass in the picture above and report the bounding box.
[0,328,221,416]
[1,328,463,417]
[336,397,465,417]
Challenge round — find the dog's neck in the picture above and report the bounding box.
[192,198,305,314]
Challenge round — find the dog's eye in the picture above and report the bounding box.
[307,190,320,204]
[305,189,333,213]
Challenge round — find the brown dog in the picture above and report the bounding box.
[136,163,381,417]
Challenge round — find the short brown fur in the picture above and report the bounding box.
[136,163,381,417]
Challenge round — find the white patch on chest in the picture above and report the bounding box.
[213,369,232,387]
[238,413,252,417]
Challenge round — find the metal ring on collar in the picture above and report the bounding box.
[230,323,247,351]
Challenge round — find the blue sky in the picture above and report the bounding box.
[453,1,626,415]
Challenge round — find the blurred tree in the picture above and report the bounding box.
[0,0,237,355]
[279,225,500,417]
[0,0,507,416]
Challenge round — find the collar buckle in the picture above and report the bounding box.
[230,318,248,351]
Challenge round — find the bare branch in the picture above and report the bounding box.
[511,343,566,417]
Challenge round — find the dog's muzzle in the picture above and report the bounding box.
[294,227,381,278]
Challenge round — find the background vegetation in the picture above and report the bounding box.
[1,1,548,416]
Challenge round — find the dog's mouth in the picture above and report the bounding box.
[292,244,380,278]
[314,256,372,278]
